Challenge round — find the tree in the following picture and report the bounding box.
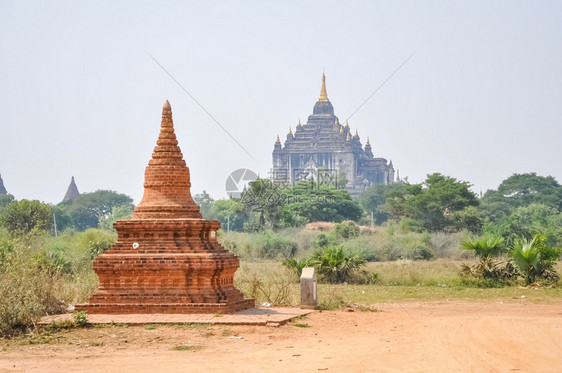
[0,194,15,214]
[460,235,511,282]
[484,203,562,247]
[98,204,134,230]
[358,184,409,225]
[482,173,562,213]
[210,199,247,232]
[193,191,215,219]
[279,182,363,225]
[382,174,479,232]
[58,190,133,231]
[0,199,52,235]
[239,179,364,230]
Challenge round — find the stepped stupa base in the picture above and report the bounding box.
[76,299,255,314]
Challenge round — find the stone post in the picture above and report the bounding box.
[300,267,318,309]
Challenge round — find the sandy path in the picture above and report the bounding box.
[2,301,561,373]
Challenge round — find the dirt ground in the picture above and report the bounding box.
[1,301,561,373]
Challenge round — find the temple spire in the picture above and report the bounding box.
[0,173,7,195]
[346,132,350,141]
[318,73,329,102]
[276,134,280,143]
[62,176,80,202]
[133,100,201,220]
[366,137,371,146]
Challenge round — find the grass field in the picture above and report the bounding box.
[236,259,562,309]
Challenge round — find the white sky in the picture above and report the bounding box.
[1,0,561,204]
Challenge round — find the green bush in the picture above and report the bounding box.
[509,234,561,285]
[309,246,368,284]
[334,221,360,240]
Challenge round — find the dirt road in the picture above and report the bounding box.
[2,301,561,372]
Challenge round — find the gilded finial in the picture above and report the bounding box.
[345,121,350,128]
[318,73,329,102]
[354,129,359,137]
[298,119,302,127]
[346,132,350,141]
[339,125,343,134]
[288,127,292,135]
[276,134,280,143]
[334,118,339,126]
[366,137,371,146]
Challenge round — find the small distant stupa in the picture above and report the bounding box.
[62,176,80,202]
[0,174,7,195]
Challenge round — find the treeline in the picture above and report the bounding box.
[195,172,562,247]
[0,190,133,235]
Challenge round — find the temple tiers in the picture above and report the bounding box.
[62,176,80,202]
[272,75,395,195]
[76,101,254,314]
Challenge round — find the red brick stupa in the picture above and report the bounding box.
[76,101,254,314]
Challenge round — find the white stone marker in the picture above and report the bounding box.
[300,267,318,309]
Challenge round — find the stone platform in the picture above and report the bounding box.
[39,307,313,327]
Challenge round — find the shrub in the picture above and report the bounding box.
[73,311,88,327]
[509,234,561,285]
[309,246,367,284]
[334,221,360,240]
[235,263,297,305]
[460,234,515,284]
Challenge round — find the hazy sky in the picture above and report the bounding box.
[1,1,561,204]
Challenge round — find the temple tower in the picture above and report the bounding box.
[62,176,80,202]
[76,101,254,314]
[0,174,6,195]
[272,75,395,195]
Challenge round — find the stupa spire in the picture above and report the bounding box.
[133,100,201,219]
[366,137,371,146]
[0,174,6,195]
[62,176,79,202]
[276,134,280,143]
[318,73,329,102]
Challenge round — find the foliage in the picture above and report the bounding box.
[235,263,297,306]
[381,174,479,232]
[460,235,505,258]
[73,311,88,327]
[0,194,15,214]
[334,220,360,240]
[193,191,215,220]
[460,234,514,284]
[482,173,562,213]
[219,230,297,260]
[282,257,312,279]
[358,183,409,225]
[483,203,562,247]
[450,206,484,234]
[57,190,133,231]
[0,199,52,235]
[98,204,134,231]
[239,179,363,231]
[211,199,246,232]
[308,246,367,284]
[509,234,561,285]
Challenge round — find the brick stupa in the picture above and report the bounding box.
[76,101,254,314]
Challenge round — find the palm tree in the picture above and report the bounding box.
[509,236,541,285]
[309,246,366,284]
[460,235,506,279]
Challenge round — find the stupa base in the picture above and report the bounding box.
[75,298,255,314]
